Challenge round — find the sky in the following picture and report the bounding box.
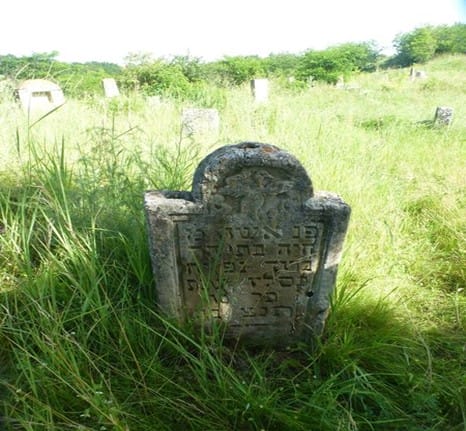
[1,0,465,64]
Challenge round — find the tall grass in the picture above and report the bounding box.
[0,55,465,430]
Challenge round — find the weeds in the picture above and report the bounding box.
[1,55,466,430]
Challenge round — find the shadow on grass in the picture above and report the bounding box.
[0,169,464,430]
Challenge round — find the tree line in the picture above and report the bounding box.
[0,23,464,100]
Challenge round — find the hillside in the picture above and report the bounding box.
[0,54,465,431]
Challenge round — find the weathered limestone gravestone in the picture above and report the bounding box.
[145,142,350,346]
[16,79,65,111]
[409,68,427,80]
[434,106,454,126]
[181,108,220,137]
[250,79,269,103]
[102,78,120,97]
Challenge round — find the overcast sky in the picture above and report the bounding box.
[1,0,464,64]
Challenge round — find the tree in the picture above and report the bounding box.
[263,53,301,77]
[170,55,205,83]
[212,56,265,85]
[120,59,191,97]
[433,23,466,54]
[334,42,380,72]
[393,27,437,66]
[297,42,380,84]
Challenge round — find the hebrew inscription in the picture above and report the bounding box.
[175,217,324,326]
[145,142,350,346]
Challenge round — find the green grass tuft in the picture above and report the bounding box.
[1,55,465,430]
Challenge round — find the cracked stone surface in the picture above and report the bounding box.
[145,142,350,346]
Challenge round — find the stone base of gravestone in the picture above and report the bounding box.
[434,106,454,126]
[145,142,350,346]
[181,108,220,137]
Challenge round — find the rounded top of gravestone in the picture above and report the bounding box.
[192,142,313,202]
[17,79,62,91]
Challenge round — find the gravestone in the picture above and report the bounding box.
[250,79,269,103]
[181,108,219,137]
[102,78,120,97]
[145,142,350,346]
[434,106,454,126]
[147,95,162,107]
[16,79,65,111]
[335,76,345,89]
[409,68,427,80]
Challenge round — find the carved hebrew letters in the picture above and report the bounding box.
[144,142,350,346]
[175,217,324,325]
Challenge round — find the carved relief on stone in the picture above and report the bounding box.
[145,142,350,346]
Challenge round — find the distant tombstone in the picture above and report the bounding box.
[409,67,415,80]
[335,76,345,89]
[250,78,269,103]
[181,108,220,137]
[147,95,162,107]
[434,106,454,126]
[144,142,351,346]
[102,78,120,97]
[16,79,65,111]
[410,68,427,80]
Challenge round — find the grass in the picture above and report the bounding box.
[0,54,465,430]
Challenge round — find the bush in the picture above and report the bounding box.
[211,56,266,85]
[297,43,379,84]
[433,23,466,55]
[120,59,191,98]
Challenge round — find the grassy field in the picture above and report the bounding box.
[0,55,465,430]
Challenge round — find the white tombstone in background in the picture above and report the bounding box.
[335,76,345,89]
[147,95,162,107]
[102,78,120,97]
[251,79,269,103]
[16,79,65,111]
[181,108,220,138]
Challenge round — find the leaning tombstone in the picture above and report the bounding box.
[415,70,427,79]
[181,108,220,138]
[434,106,454,126]
[16,79,65,112]
[250,78,269,103]
[144,142,350,346]
[102,78,120,97]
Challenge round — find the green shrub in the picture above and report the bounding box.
[298,42,379,84]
